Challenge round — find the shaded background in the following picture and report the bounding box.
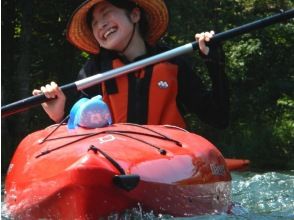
[2,0,294,174]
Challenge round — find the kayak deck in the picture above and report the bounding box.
[5,123,232,219]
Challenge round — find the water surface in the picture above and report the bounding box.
[2,171,294,219]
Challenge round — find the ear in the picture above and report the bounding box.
[130,7,141,23]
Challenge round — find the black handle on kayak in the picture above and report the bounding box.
[1,9,294,118]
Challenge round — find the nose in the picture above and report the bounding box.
[91,18,107,31]
[98,19,108,30]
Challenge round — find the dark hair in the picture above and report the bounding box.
[86,0,148,40]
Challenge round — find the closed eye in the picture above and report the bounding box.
[102,9,112,18]
[91,20,98,28]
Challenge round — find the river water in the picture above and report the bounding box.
[1,170,294,219]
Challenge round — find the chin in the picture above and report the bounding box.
[104,41,125,52]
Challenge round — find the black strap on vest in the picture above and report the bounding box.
[127,65,153,124]
[99,50,119,94]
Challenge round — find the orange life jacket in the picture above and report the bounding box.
[101,58,186,128]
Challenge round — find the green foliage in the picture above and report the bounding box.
[1,0,294,172]
[165,0,294,169]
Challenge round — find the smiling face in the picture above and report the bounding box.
[90,1,139,52]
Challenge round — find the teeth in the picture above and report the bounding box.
[104,28,116,39]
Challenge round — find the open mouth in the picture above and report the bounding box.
[103,27,117,40]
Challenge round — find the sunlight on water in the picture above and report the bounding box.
[229,171,294,219]
[2,171,294,219]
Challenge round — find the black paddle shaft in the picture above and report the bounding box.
[191,8,294,49]
[1,83,77,118]
[1,9,294,118]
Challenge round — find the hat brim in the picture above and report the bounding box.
[66,0,169,54]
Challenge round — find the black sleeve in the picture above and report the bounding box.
[64,58,102,114]
[177,44,230,129]
[76,57,102,98]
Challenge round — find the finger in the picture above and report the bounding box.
[51,82,66,99]
[195,32,206,40]
[50,82,58,92]
[204,32,213,41]
[197,33,205,45]
[40,86,50,98]
[51,82,64,96]
[32,89,41,96]
[195,33,202,41]
[40,86,48,97]
[41,85,54,99]
[51,81,57,87]
[45,84,54,94]
[48,84,59,99]
[198,33,205,41]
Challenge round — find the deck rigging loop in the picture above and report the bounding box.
[119,123,183,146]
[105,131,167,155]
[38,115,70,144]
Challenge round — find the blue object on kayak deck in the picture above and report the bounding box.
[68,95,112,129]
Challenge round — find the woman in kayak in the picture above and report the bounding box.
[33,0,229,129]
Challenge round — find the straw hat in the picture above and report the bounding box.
[66,0,169,54]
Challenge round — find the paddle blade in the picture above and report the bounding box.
[225,158,250,171]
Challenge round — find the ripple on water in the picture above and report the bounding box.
[230,171,294,219]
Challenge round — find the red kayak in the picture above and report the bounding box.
[5,123,236,219]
